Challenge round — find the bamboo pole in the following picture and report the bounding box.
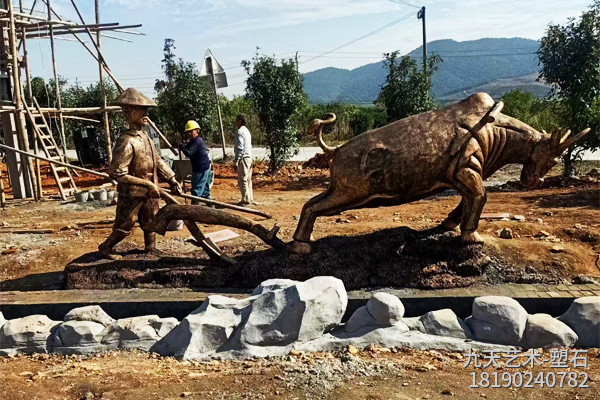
[23,24,142,38]
[23,22,119,32]
[1,105,122,114]
[0,143,273,219]
[8,0,37,200]
[16,0,36,51]
[0,170,5,207]
[46,0,66,157]
[66,0,177,157]
[95,0,111,164]
[20,0,41,200]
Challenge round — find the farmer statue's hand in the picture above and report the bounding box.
[146,182,161,199]
[169,177,182,195]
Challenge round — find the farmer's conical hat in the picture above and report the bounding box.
[111,88,157,107]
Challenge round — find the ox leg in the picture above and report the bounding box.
[453,168,487,243]
[291,188,361,254]
[439,200,463,231]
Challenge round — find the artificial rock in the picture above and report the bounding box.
[64,305,115,327]
[402,317,427,333]
[52,320,108,355]
[102,315,178,351]
[152,295,254,359]
[0,315,59,355]
[420,309,474,339]
[525,313,577,349]
[366,292,405,325]
[558,297,600,347]
[467,296,528,346]
[251,279,300,296]
[231,276,347,348]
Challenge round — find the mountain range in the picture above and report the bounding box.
[302,37,549,104]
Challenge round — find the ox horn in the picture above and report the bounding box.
[551,129,569,148]
[486,101,504,123]
[559,128,591,151]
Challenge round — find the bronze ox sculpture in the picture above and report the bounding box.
[290,92,590,254]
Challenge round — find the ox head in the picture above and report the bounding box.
[520,128,591,189]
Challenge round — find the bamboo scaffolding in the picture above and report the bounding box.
[23,22,119,32]
[24,24,142,38]
[7,0,38,200]
[0,105,122,114]
[20,0,41,199]
[46,0,66,157]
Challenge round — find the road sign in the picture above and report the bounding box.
[200,49,228,89]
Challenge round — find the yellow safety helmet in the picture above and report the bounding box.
[184,120,200,132]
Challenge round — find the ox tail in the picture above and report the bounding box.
[306,113,337,155]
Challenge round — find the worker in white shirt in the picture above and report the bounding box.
[233,114,253,205]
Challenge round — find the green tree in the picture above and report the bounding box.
[501,89,568,136]
[242,52,307,173]
[23,77,126,153]
[219,95,264,146]
[537,0,600,176]
[154,39,217,144]
[377,51,442,123]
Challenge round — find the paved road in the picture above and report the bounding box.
[65,147,325,163]
[65,146,598,163]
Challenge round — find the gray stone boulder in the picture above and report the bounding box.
[298,328,515,354]
[64,305,114,327]
[102,315,178,351]
[251,279,300,296]
[52,320,108,355]
[402,317,426,333]
[152,295,254,359]
[0,315,60,355]
[467,296,528,346]
[343,306,377,333]
[343,293,406,333]
[0,312,6,328]
[223,276,347,355]
[525,314,577,349]
[558,297,600,347]
[421,309,474,339]
[366,293,404,325]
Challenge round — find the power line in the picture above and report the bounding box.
[300,10,417,65]
[387,0,421,9]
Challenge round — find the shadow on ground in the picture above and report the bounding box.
[62,226,515,291]
[1,271,64,292]
[522,188,599,210]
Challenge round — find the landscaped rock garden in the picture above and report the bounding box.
[1,277,598,359]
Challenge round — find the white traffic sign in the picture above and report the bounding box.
[199,49,228,89]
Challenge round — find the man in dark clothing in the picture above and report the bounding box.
[179,120,212,204]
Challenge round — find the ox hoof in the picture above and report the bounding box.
[461,230,484,244]
[289,241,312,254]
[439,218,460,231]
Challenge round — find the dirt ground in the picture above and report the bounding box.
[1,162,599,291]
[1,348,599,400]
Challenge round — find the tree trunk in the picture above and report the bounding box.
[562,147,575,177]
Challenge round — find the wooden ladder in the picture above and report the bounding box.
[23,97,78,200]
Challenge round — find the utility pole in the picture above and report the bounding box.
[417,6,426,72]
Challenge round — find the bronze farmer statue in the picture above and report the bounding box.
[98,88,182,257]
[290,92,590,254]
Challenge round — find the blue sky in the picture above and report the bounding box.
[25,0,591,99]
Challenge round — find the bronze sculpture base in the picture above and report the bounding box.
[64,226,521,291]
